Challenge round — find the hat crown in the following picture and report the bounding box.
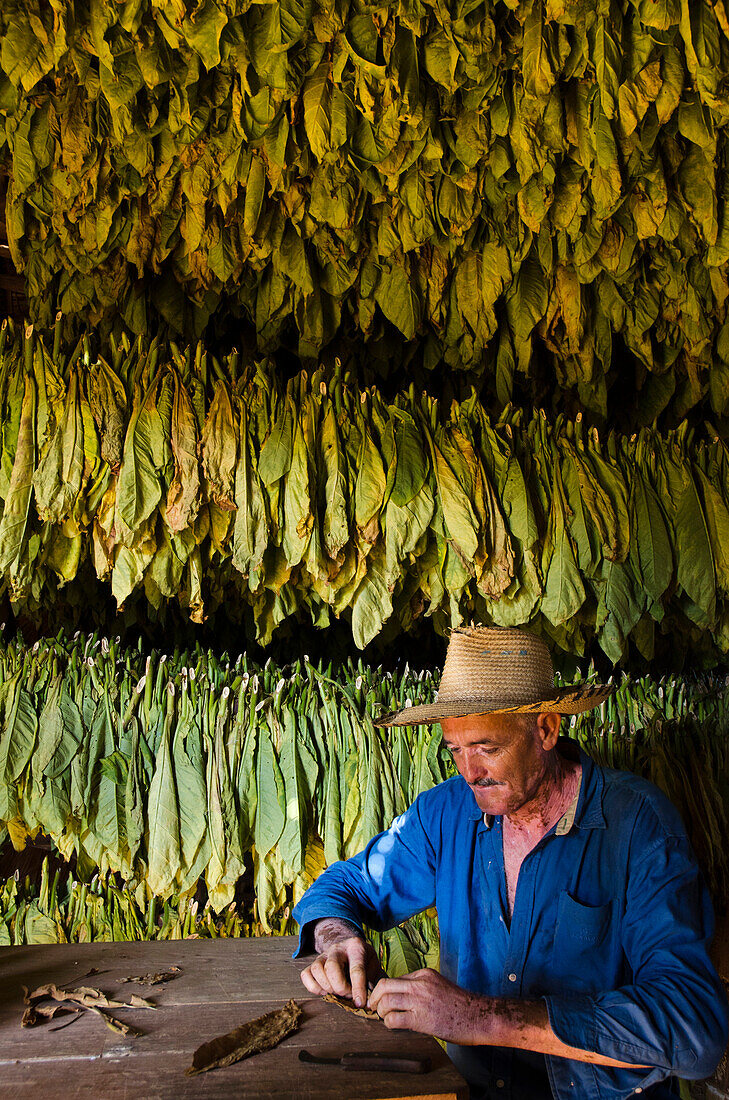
[438,626,555,707]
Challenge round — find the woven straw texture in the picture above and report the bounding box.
[375,626,612,727]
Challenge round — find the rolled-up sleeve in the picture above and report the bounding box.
[292,792,437,958]
[544,834,729,1081]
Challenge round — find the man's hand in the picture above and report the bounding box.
[300,917,386,1008]
[369,970,653,1068]
[368,968,495,1044]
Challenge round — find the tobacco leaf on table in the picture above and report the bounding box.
[323,993,379,1020]
[186,998,303,1076]
[92,1008,143,1037]
[22,1003,75,1026]
[120,967,181,986]
[23,981,155,1038]
[25,983,154,1010]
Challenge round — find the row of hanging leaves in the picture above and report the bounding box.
[2,0,729,420]
[2,322,729,664]
[0,629,727,928]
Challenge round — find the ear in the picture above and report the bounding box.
[536,712,561,751]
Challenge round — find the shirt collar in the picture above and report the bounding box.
[465,738,606,832]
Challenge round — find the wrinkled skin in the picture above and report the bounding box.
[439,710,574,826]
[299,917,385,1007]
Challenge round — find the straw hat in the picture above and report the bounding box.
[374,625,613,727]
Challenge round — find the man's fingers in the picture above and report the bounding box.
[349,960,367,1008]
[367,977,412,1011]
[372,991,409,1016]
[300,965,331,997]
[323,953,353,997]
[306,958,338,995]
[382,1009,411,1030]
[300,939,381,1007]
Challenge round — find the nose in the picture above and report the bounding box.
[458,748,488,786]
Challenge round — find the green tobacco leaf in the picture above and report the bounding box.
[282,416,312,568]
[695,466,729,597]
[116,371,170,540]
[278,709,317,874]
[433,440,478,566]
[654,443,716,624]
[258,397,294,487]
[232,408,268,586]
[323,736,341,865]
[254,721,286,858]
[201,382,237,508]
[595,557,643,663]
[175,707,210,894]
[33,368,84,523]
[303,61,348,160]
[639,0,680,29]
[319,401,349,559]
[594,16,621,118]
[375,263,421,340]
[164,371,201,532]
[125,720,144,869]
[385,926,422,977]
[41,683,85,781]
[540,500,586,627]
[354,419,386,537]
[182,0,229,69]
[0,371,35,573]
[0,681,37,788]
[521,2,554,98]
[351,541,394,649]
[391,410,428,508]
[632,464,673,616]
[146,696,180,898]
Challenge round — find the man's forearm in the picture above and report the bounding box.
[484,998,650,1069]
[312,916,365,954]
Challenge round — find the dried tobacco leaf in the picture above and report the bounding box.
[186,999,303,1076]
[24,983,155,1020]
[22,1003,74,1025]
[26,983,142,1010]
[323,993,379,1020]
[120,967,181,986]
[92,1008,143,1038]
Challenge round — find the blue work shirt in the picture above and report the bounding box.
[293,741,728,1099]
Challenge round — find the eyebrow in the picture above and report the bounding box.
[443,737,499,748]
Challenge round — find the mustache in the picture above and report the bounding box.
[470,778,503,788]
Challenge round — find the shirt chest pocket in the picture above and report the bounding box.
[551,891,614,992]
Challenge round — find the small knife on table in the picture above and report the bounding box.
[299,1049,431,1074]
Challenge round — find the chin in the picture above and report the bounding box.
[471,787,510,815]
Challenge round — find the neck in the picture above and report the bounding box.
[504,750,580,837]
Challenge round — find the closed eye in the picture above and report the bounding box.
[445,745,499,756]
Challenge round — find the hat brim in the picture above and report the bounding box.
[373,683,614,727]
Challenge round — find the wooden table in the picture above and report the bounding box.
[0,936,469,1099]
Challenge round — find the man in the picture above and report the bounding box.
[292,625,728,1099]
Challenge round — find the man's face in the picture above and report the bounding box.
[439,712,557,818]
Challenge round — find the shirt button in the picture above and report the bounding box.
[508,972,517,982]
[635,1091,642,1095]
[496,1080,505,1088]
